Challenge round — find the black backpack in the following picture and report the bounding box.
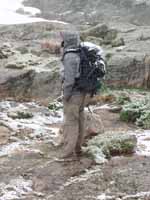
[63,44,106,97]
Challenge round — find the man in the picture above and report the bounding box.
[59,31,86,159]
[59,32,106,159]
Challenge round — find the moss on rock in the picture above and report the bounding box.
[8,111,33,119]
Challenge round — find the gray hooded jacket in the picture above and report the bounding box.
[61,32,81,98]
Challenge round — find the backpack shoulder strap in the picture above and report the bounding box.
[62,48,80,61]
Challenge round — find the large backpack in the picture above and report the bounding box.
[63,43,106,97]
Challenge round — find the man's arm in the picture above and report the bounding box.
[63,52,80,100]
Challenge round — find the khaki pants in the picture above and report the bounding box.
[61,94,86,157]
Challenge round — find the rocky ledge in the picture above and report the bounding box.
[0,21,150,104]
[0,22,71,104]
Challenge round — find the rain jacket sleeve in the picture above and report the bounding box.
[62,52,80,99]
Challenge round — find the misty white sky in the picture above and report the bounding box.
[0,0,46,24]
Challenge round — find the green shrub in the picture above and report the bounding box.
[136,111,150,129]
[120,103,141,122]
[84,132,137,164]
[48,101,63,111]
[120,96,150,129]
[8,111,33,119]
[17,111,33,119]
[116,93,131,105]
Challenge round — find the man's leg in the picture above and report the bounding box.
[75,94,86,155]
[60,95,83,158]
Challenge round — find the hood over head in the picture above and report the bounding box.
[61,31,80,50]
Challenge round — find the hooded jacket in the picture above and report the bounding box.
[61,32,81,98]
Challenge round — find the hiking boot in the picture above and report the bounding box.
[59,151,76,159]
[75,146,83,156]
[76,149,82,156]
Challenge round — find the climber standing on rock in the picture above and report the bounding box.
[59,31,106,159]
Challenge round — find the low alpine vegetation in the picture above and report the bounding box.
[120,96,150,129]
[7,111,33,119]
[48,101,63,111]
[116,92,131,105]
[84,132,137,164]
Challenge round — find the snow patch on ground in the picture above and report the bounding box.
[0,0,46,24]
[0,0,68,25]
[0,100,150,158]
[0,176,32,200]
[136,130,150,156]
[0,101,63,135]
[0,101,62,155]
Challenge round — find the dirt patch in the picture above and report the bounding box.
[94,108,137,132]
[49,155,150,200]
[0,100,149,200]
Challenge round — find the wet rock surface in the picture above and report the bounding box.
[0,99,150,200]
